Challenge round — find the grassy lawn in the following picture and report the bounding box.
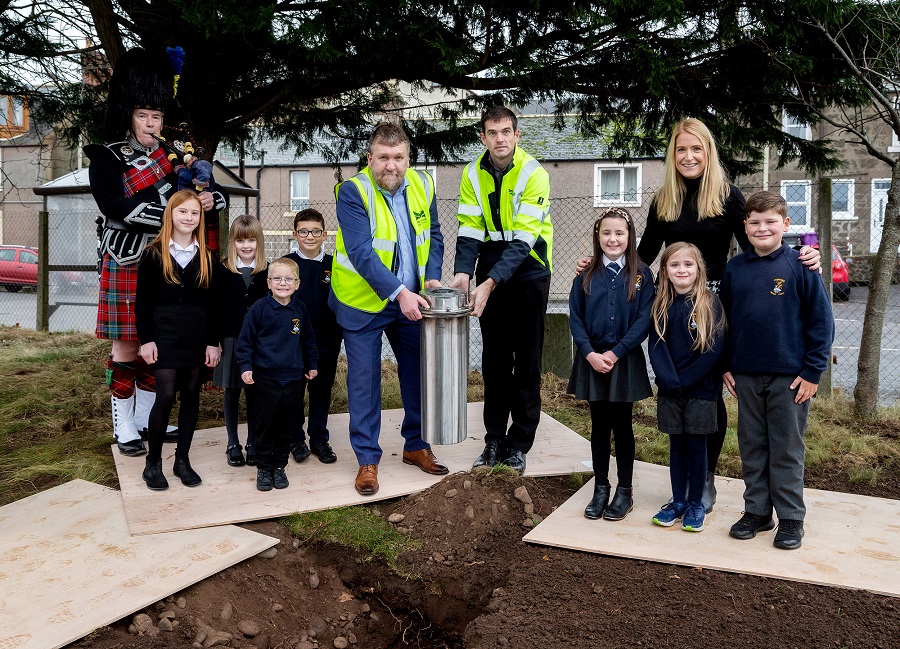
[1,325,898,509]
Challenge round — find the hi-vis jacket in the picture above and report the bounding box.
[454,146,552,284]
[332,167,435,313]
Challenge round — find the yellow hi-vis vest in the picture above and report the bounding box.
[456,146,552,270]
[332,167,434,313]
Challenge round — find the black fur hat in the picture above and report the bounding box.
[102,48,174,142]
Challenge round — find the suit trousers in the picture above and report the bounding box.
[479,275,550,453]
[342,301,429,465]
[733,373,809,521]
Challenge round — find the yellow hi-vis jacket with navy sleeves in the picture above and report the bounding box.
[332,167,434,314]
[455,146,552,283]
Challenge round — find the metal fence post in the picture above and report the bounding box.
[817,179,833,398]
[36,210,50,332]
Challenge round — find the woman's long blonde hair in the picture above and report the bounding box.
[224,215,268,274]
[147,189,212,287]
[652,242,725,353]
[654,118,729,222]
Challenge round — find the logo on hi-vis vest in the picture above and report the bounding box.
[291,318,301,334]
[770,278,786,296]
[538,197,544,205]
[413,209,427,224]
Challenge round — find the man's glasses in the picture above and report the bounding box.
[269,277,298,284]
[296,229,324,238]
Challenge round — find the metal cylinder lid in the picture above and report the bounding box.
[420,287,472,317]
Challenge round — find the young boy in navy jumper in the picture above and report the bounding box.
[284,209,343,465]
[721,191,834,550]
[237,258,319,491]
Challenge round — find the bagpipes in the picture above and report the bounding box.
[152,123,215,193]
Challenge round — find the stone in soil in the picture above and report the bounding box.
[238,619,261,637]
[513,485,532,504]
[387,513,405,523]
[257,546,278,559]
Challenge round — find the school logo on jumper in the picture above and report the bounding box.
[635,275,644,290]
[291,318,301,334]
[770,278,786,296]
[322,270,332,284]
[689,318,698,330]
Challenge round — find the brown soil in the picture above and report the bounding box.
[68,465,900,649]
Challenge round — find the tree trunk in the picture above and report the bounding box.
[854,158,900,418]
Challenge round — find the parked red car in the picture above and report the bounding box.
[831,245,851,302]
[0,245,38,292]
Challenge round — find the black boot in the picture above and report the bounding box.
[142,457,169,491]
[584,481,611,520]
[603,485,633,521]
[173,456,202,487]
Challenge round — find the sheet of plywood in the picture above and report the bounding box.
[524,460,900,597]
[115,402,591,536]
[0,480,277,649]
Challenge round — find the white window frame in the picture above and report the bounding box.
[782,111,811,140]
[831,179,855,221]
[11,97,24,127]
[289,170,310,212]
[414,165,437,192]
[781,180,812,232]
[593,163,642,207]
[889,130,900,153]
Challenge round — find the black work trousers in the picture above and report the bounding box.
[479,275,550,453]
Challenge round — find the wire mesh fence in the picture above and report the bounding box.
[1,179,898,404]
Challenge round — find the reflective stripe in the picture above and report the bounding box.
[415,230,429,247]
[457,203,483,217]
[334,252,357,273]
[372,238,395,252]
[513,230,537,246]
[466,163,485,216]
[486,230,513,242]
[418,264,427,278]
[458,225,486,240]
[518,202,546,220]
[512,159,542,218]
[354,174,379,235]
[414,169,433,204]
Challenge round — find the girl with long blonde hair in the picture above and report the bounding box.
[648,242,726,532]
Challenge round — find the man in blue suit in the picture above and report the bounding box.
[330,123,447,495]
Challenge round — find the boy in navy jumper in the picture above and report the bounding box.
[721,191,834,550]
[237,258,319,492]
[284,209,343,465]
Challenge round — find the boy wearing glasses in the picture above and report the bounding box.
[285,209,343,465]
[237,257,319,491]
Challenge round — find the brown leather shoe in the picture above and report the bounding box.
[355,464,379,495]
[402,448,449,475]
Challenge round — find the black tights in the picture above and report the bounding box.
[224,386,255,449]
[589,400,635,487]
[147,367,203,461]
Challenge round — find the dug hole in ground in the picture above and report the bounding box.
[69,471,899,649]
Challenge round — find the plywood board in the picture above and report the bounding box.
[115,402,591,536]
[524,460,900,597]
[0,480,278,649]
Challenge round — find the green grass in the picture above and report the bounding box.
[281,506,420,574]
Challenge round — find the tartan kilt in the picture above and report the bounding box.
[96,254,139,341]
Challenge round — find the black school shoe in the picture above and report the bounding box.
[143,457,168,490]
[311,442,337,464]
[290,441,311,463]
[173,457,202,487]
[729,512,776,540]
[499,449,527,474]
[226,444,245,467]
[472,440,502,469]
[245,445,257,466]
[273,467,290,489]
[256,468,273,491]
[773,519,805,550]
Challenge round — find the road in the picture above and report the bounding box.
[3,282,899,405]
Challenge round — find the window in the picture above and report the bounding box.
[290,171,310,211]
[594,164,641,207]
[19,250,37,264]
[831,179,855,220]
[0,249,14,262]
[0,96,28,133]
[782,111,811,140]
[781,180,811,230]
[11,98,24,126]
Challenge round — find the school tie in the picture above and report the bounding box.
[606,262,620,281]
